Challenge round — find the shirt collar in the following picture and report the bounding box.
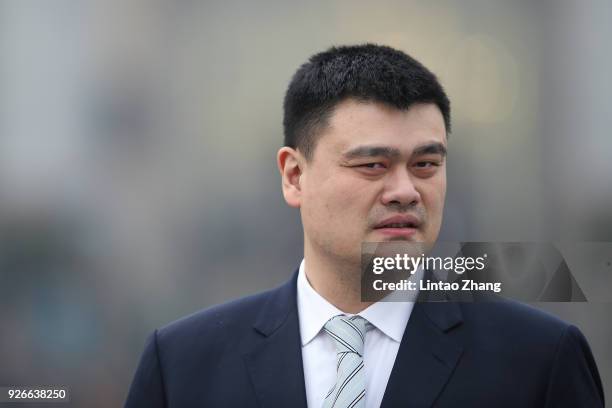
[296,259,415,346]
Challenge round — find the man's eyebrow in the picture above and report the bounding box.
[412,143,447,158]
[341,143,447,160]
[341,146,401,160]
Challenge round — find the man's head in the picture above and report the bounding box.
[278,44,450,266]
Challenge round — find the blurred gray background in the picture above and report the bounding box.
[1,0,611,406]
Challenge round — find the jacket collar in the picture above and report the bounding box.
[244,269,308,408]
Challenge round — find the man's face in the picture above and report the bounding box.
[283,99,447,265]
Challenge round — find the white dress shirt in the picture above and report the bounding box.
[297,259,417,408]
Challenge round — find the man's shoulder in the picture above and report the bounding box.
[139,270,299,370]
[466,298,565,325]
[458,299,575,348]
[449,299,604,406]
[156,285,280,344]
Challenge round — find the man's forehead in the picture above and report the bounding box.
[330,99,444,127]
[322,100,447,150]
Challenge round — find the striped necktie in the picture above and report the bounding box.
[322,315,367,408]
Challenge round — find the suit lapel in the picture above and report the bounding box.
[242,269,464,408]
[380,300,464,408]
[243,270,308,408]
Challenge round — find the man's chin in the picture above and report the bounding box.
[362,239,428,264]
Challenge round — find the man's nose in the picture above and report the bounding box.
[380,167,421,207]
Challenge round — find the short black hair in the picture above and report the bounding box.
[283,44,451,159]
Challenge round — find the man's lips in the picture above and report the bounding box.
[373,214,421,229]
[372,215,422,238]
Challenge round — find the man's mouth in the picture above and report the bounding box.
[373,215,421,238]
[376,222,418,228]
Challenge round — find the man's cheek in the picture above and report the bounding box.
[328,197,360,222]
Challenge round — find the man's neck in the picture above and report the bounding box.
[303,251,374,314]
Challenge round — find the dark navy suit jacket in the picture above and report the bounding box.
[125,269,604,407]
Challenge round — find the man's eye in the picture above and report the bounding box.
[414,161,439,168]
[360,163,386,169]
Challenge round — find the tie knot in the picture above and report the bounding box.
[324,315,367,356]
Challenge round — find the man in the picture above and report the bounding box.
[125,44,604,407]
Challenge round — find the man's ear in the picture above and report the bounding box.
[277,147,304,208]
